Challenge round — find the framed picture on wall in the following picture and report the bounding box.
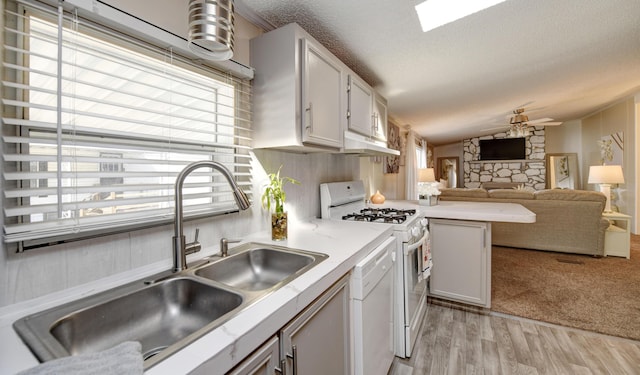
[554,155,569,182]
[427,144,434,168]
[385,123,400,173]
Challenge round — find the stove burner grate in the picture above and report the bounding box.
[360,208,416,216]
[342,207,416,224]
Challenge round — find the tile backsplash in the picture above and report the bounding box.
[0,150,361,307]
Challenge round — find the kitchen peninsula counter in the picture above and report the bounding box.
[419,200,536,223]
[419,200,535,308]
[0,219,394,374]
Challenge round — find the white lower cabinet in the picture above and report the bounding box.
[227,336,280,375]
[429,218,491,308]
[227,274,350,374]
[280,274,350,374]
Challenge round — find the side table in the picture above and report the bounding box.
[603,212,631,259]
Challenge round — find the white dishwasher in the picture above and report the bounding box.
[351,236,396,375]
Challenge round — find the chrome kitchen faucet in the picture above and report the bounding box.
[173,161,251,272]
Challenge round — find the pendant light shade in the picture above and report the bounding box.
[188,0,235,61]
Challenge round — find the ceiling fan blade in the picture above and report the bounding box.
[526,117,554,124]
[536,122,562,126]
[482,125,509,131]
[515,101,535,110]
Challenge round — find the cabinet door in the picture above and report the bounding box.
[280,274,350,375]
[372,94,388,142]
[347,74,373,137]
[227,336,280,375]
[429,219,491,307]
[301,38,344,148]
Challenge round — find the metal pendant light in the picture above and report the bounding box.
[188,0,235,61]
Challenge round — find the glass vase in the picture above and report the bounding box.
[271,211,288,241]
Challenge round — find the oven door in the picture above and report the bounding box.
[401,231,429,357]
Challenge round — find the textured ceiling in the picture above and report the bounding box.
[237,0,640,145]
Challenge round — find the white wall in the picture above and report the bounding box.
[545,120,583,154]
[581,97,638,233]
[373,119,405,201]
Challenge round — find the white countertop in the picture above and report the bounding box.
[371,199,535,223]
[0,219,394,375]
[418,201,536,223]
[0,200,533,374]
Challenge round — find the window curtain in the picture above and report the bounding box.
[405,130,418,200]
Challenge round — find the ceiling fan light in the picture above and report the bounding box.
[510,114,528,124]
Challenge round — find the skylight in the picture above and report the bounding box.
[415,0,507,32]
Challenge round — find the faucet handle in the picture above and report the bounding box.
[185,228,201,255]
[220,238,241,257]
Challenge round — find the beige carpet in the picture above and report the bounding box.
[491,234,640,341]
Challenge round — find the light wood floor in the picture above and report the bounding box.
[389,301,640,375]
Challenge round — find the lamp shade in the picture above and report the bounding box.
[588,165,625,184]
[418,168,436,182]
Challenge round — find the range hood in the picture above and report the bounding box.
[342,131,400,157]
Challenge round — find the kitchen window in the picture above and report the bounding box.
[416,140,427,169]
[2,1,252,250]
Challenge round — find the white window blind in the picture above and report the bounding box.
[2,1,253,249]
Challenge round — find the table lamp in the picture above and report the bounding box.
[418,168,438,205]
[418,168,436,183]
[588,165,624,212]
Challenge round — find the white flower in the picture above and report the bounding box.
[419,182,441,196]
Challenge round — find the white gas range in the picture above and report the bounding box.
[320,181,431,360]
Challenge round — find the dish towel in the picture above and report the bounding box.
[18,341,143,375]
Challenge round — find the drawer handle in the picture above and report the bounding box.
[305,103,313,130]
[275,358,287,375]
[286,345,298,375]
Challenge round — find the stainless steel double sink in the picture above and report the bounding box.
[13,243,327,369]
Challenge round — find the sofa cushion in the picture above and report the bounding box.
[534,189,606,203]
[439,188,488,198]
[481,182,523,190]
[488,189,534,200]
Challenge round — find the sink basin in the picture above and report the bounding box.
[195,245,325,291]
[14,277,243,366]
[13,243,327,369]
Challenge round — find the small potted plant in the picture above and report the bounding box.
[418,182,441,206]
[261,165,300,241]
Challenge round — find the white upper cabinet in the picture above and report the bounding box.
[347,71,388,143]
[372,93,388,142]
[347,73,373,137]
[301,39,344,148]
[251,23,344,151]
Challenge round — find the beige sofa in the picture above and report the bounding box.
[439,188,609,256]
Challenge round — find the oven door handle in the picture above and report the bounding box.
[404,230,429,255]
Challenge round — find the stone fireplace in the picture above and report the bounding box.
[463,127,546,190]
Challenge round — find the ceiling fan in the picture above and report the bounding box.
[485,107,562,137]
